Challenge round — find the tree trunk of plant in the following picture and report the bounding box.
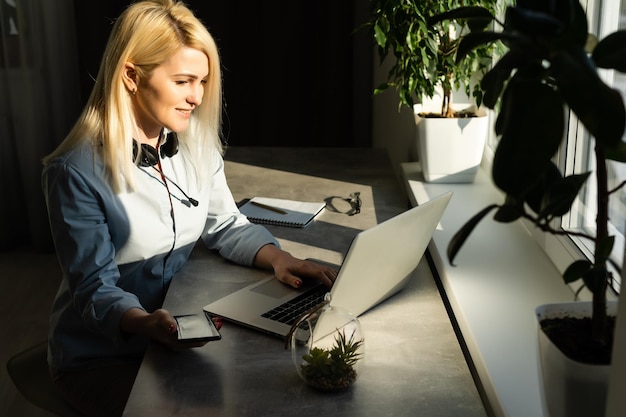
[592,143,609,346]
[441,74,454,118]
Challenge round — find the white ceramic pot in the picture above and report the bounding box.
[535,302,616,417]
[413,103,488,183]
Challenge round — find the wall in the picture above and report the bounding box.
[369,50,482,181]
[72,0,373,148]
[371,51,416,180]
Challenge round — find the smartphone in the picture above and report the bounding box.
[174,312,222,342]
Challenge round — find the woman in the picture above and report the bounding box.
[42,1,336,416]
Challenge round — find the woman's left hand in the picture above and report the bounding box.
[254,244,338,288]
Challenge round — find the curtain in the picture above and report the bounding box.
[0,0,80,251]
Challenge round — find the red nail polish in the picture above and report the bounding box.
[295,279,302,287]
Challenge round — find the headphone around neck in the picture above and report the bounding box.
[132,131,179,167]
[132,131,199,207]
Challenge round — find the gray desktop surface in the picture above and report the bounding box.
[123,147,486,417]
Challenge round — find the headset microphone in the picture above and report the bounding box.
[156,168,199,207]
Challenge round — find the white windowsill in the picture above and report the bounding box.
[401,163,577,417]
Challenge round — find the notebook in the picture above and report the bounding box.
[239,197,326,228]
[204,192,452,338]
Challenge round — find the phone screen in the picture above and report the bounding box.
[175,313,222,342]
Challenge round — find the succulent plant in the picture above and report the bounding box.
[300,329,364,391]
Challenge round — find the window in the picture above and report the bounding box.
[545,0,626,294]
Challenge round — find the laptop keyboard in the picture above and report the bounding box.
[261,285,328,325]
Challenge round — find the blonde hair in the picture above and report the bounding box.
[43,0,223,193]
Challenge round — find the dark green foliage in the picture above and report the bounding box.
[439,0,626,348]
[370,0,500,116]
[300,329,364,391]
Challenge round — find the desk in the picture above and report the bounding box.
[123,148,486,417]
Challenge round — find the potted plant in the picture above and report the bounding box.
[288,303,365,391]
[370,0,500,183]
[433,0,626,415]
[297,329,364,391]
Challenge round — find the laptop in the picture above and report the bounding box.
[203,192,452,337]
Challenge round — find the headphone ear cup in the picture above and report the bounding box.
[133,140,159,167]
[160,132,179,158]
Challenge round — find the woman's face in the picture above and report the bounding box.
[133,47,209,142]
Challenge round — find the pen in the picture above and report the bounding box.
[250,201,288,215]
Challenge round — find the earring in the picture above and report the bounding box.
[131,88,137,96]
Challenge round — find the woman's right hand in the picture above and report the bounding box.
[120,308,221,351]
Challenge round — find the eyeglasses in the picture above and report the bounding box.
[348,192,361,215]
[323,191,362,216]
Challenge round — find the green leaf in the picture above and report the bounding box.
[400,88,414,107]
[425,36,438,55]
[480,50,525,108]
[547,0,589,47]
[605,141,626,162]
[505,6,563,36]
[373,82,390,95]
[596,235,615,264]
[563,259,592,284]
[493,196,523,222]
[539,172,591,217]
[592,30,626,71]
[374,20,388,48]
[551,48,626,148]
[492,78,565,197]
[472,88,484,109]
[582,266,609,294]
[524,162,562,215]
[407,76,417,95]
[427,6,494,30]
[456,32,510,64]
[406,22,418,53]
[447,204,499,266]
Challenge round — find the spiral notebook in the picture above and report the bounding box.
[239,197,326,228]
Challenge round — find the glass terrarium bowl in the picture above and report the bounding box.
[289,300,365,391]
